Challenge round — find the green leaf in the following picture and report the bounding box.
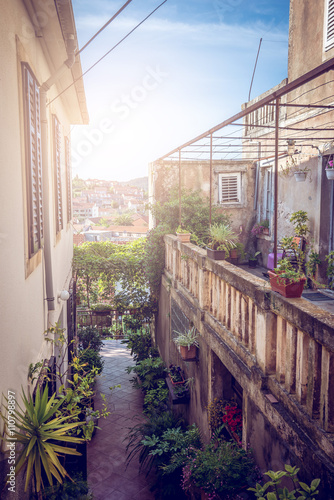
[310,479,320,490]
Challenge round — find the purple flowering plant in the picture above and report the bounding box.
[326,158,334,169]
[251,221,268,236]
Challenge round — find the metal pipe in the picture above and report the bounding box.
[41,35,76,310]
[209,133,213,225]
[156,56,334,162]
[40,89,54,311]
[253,142,261,210]
[329,167,334,254]
[274,98,280,268]
[179,150,181,226]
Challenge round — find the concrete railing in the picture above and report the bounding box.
[165,235,334,433]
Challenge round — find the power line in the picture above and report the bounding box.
[76,0,134,56]
[48,0,167,106]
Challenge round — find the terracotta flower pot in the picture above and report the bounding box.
[177,233,191,243]
[268,271,306,298]
[179,344,197,361]
[169,374,185,386]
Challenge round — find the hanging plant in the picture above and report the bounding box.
[325,155,334,179]
[279,156,311,182]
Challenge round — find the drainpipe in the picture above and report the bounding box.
[40,35,76,311]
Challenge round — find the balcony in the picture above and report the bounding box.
[158,235,334,487]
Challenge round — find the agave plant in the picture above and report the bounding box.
[2,384,84,495]
[208,223,238,252]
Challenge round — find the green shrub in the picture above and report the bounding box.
[126,411,184,474]
[127,357,165,391]
[77,348,104,374]
[40,473,93,499]
[144,424,202,499]
[77,326,103,352]
[122,327,156,363]
[182,436,257,498]
[143,380,169,416]
[90,303,113,312]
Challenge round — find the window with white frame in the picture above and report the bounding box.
[325,0,334,50]
[218,172,241,204]
[22,63,44,257]
[53,115,63,233]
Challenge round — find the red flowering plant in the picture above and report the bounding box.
[207,398,242,445]
[222,403,242,443]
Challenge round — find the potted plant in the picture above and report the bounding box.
[173,326,199,361]
[1,385,84,496]
[325,157,334,179]
[248,250,261,268]
[207,223,238,260]
[306,250,321,289]
[279,156,311,182]
[325,251,334,289]
[227,242,245,260]
[251,220,269,236]
[181,435,256,499]
[173,382,190,403]
[268,258,306,298]
[168,364,185,385]
[176,225,191,243]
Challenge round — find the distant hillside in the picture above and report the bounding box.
[121,176,148,191]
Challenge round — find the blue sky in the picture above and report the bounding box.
[71,0,290,181]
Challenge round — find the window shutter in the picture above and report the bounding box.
[65,137,72,222]
[325,0,334,50]
[220,174,240,203]
[53,115,63,232]
[23,64,44,256]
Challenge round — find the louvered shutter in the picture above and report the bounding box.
[219,173,241,203]
[65,137,72,222]
[53,115,63,232]
[23,64,44,256]
[325,0,334,50]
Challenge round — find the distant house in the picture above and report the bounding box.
[73,201,99,219]
[84,225,148,243]
[0,0,88,480]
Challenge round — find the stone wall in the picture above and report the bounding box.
[155,235,334,495]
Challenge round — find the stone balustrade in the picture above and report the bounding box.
[165,235,334,433]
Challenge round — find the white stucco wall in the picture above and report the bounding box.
[0,0,84,432]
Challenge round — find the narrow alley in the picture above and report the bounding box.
[87,340,155,500]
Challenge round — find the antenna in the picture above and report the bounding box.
[248,38,262,102]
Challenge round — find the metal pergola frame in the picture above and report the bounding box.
[154,56,334,268]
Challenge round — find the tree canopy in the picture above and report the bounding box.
[73,239,147,308]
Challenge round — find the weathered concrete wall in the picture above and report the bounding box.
[155,236,334,496]
[240,0,334,272]
[288,0,334,81]
[149,159,257,249]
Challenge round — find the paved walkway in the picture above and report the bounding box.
[87,340,155,500]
